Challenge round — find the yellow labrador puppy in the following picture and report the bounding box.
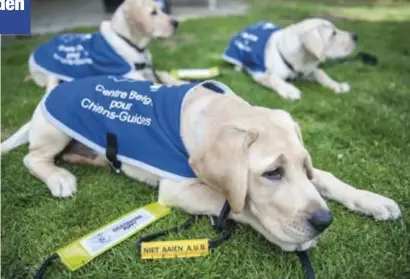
[1,77,400,252]
[29,0,180,93]
[223,18,357,100]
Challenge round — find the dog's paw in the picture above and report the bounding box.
[353,190,401,220]
[277,86,302,100]
[46,169,77,198]
[333,82,351,93]
[23,74,32,82]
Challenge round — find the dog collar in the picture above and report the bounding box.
[115,33,155,72]
[277,48,306,80]
[116,33,146,53]
[134,62,151,70]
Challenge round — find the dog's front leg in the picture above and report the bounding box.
[312,168,401,220]
[46,76,60,93]
[24,107,77,198]
[253,73,302,100]
[158,179,225,216]
[312,69,350,94]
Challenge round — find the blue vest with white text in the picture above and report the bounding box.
[223,21,280,75]
[31,33,133,81]
[41,76,234,181]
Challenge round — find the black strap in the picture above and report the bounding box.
[137,215,197,247]
[212,201,231,231]
[106,133,121,173]
[136,214,235,251]
[357,51,378,65]
[137,200,315,279]
[115,33,165,83]
[152,67,163,84]
[136,201,234,251]
[134,62,150,70]
[116,33,146,53]
[33,200,315,279]
[208,218,234,249]
[297,250,315,279]
[278,48,297,73]
[134,62,163,84]
[116,33,153,72]
[279,45,378,73]
[277,48,306,80]
[322,51,378,68]
[34,253,60,279]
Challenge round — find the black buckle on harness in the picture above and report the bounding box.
[210,201,232,231]
[135,63,163,84]
[106,133,121,173]
[134,62,151,70]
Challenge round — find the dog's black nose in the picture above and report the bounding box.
[308,209,333,232]
[352,33,359,42]
[171,19,179,29]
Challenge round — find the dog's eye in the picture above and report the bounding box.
[332,30,337,36]
[263,168,283,180]
[151,9,158,15]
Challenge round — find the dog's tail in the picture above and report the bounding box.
[1,122,30,154]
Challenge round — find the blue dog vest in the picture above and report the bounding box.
[31,33,133,81]
[223,21,280,75]
[41,76,234,181]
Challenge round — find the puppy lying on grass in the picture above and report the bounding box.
[223,18,358,100]
[1,76,400,252]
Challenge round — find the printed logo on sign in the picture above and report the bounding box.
[80,209,154,256]
[0,0,31,34]
[90,233,112,245]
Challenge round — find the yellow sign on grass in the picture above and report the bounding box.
[141,239,209,259]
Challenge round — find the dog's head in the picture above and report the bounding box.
[122,0,178,39]
[299,18,357,62]
[189,107,331,251]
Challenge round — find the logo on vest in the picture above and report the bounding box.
[54,35,94,66]
[79,83,154,127]
[0,0,30,34]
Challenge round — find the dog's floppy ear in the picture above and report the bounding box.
[293,121,303,143]
[301,27,326,62]
[189,125,258,213]
[293,121,314,180]
[123,0,150,35]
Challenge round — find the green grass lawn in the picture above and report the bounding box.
[2,1,410,278]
